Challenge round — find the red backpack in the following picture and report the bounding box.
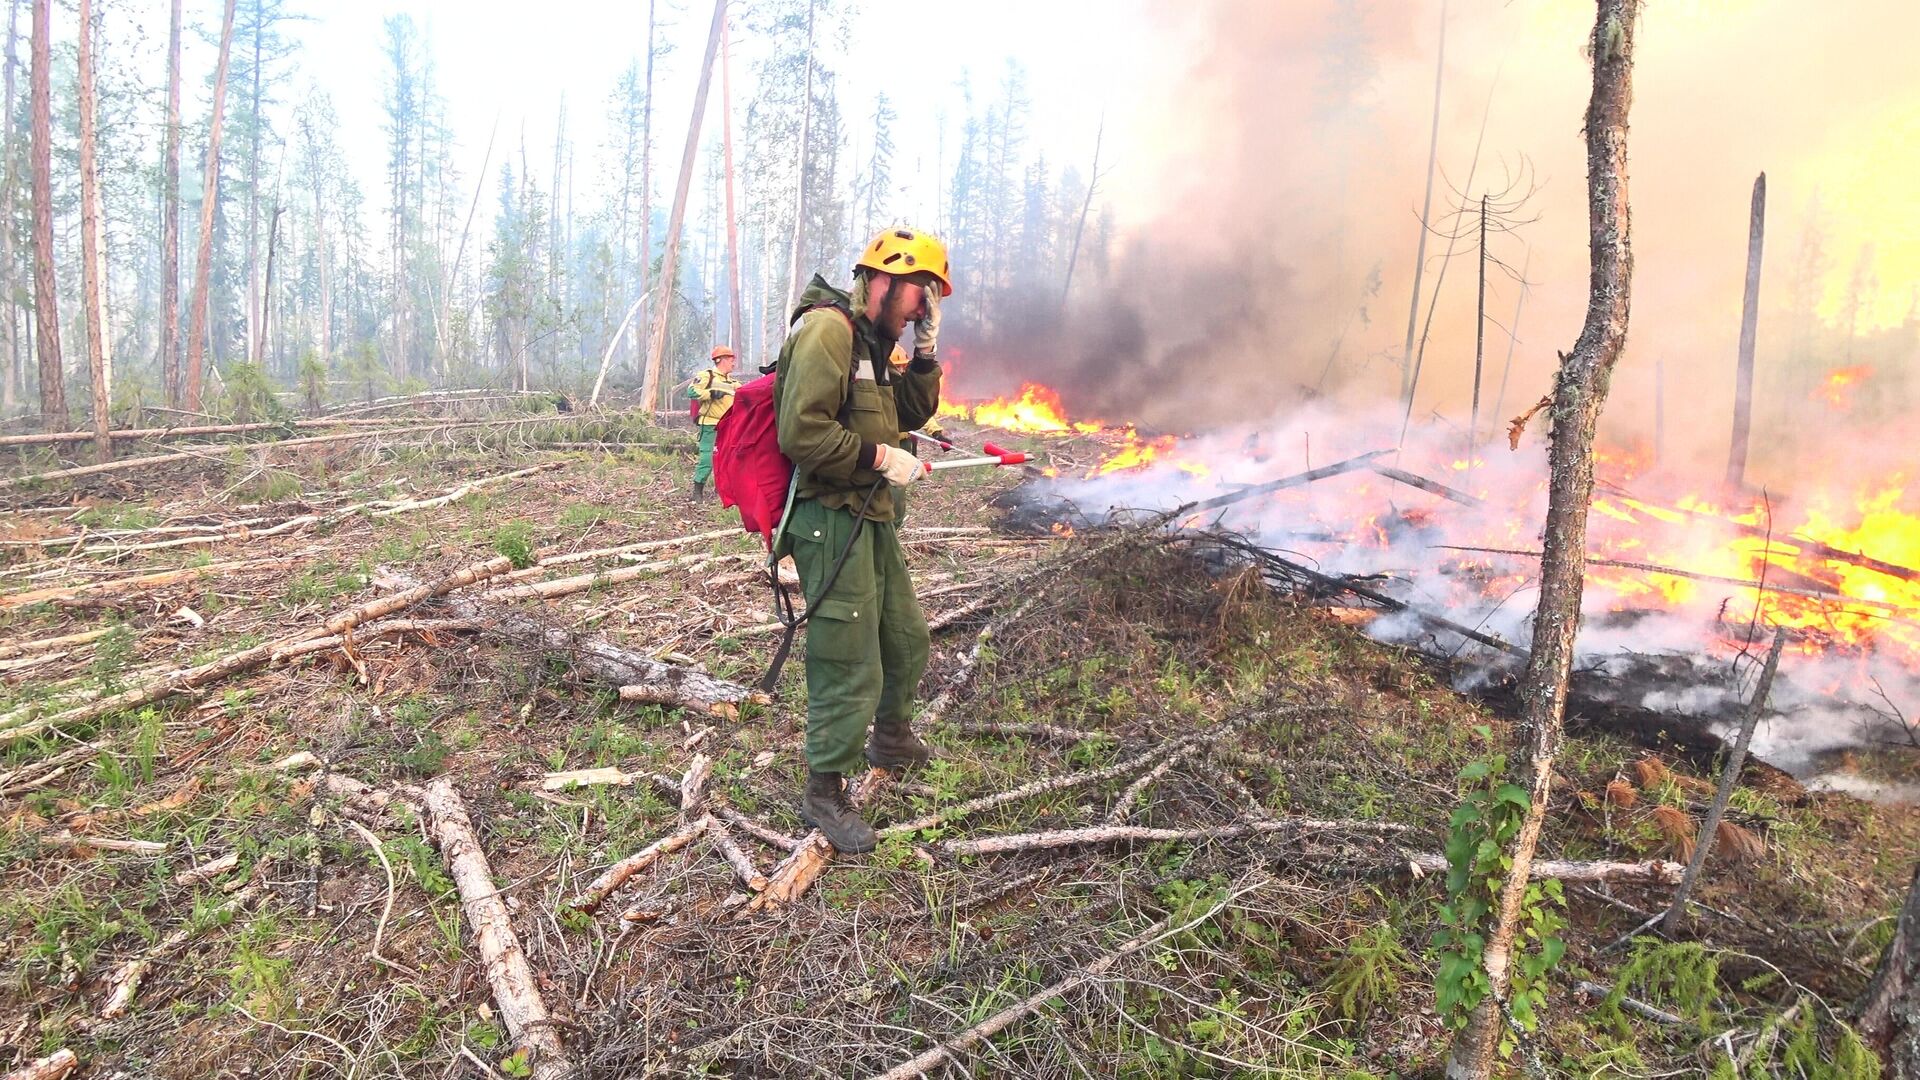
[710,372,788,547]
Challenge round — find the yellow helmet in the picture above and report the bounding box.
[854,227,953,297]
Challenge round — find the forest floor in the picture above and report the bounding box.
[0,398,1913,1078]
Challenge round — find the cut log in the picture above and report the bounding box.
[0,627,113,660]
[418,779,573,1080]
[679,754,713,819]
[540,767,637,792]
[367,462,561,517]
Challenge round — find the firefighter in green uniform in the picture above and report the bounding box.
[772,227,950,854]
[689,345,740,499]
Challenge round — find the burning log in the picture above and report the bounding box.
[1432,544,1920,617]
[1369,463,1483,506]
[1176,449,1392,516]
[1601,482,1920,585]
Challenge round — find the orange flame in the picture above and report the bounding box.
[1815,365,1873,410]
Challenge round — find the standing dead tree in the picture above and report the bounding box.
[1860,863,1920,1073]
[1399,0,1447,402]
[1725,172,1766,490]
[185,0,239,411]
[1444,4,1637,1077]
[640,0,725,411]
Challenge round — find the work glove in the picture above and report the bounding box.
[874,442,928,487]
[912,284,941,362]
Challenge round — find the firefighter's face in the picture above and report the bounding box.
[871,273,929,339]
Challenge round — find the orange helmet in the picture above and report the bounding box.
[710,345,736,361]
[854,227,953,296]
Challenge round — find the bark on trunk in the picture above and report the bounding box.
[27,0,61,427]
[1859,864,1920,1075]
[639,0,725,409]
[161,0,182,406]
[1725,172,1766,489]
[185,0,238,412]
[77,0,108,462]
[1444,4,1636,1075]
[634,0,655,374]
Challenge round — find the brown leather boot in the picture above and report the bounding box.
[866,721,933,770]
[800,771,876,854]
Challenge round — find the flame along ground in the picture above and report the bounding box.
[940,379,1920,694]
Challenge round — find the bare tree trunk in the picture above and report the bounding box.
[783,0,815,312]
[720,10,743,352]
[635,0,655,375]
[185,0,238,412]
[640,0,725,410]
[258,205,282,371]
[1860,863,1920,1074]
[1444,4,1636,1076]
[1725,172,1766,489]
[1400,0,1447,402]
[436,118,495,379]
[77,0,108,462]
[245,13,261,368]
[304,128,329,364]
[27,0,60,427]
[1661,628,1785,932]
[1490,247,1528,425]
[1467,193,1487,466]
[1059,113,1104,312]
[1,0,19,413]
[161,0,182,406]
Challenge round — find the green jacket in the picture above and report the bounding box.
[774,275,941,524]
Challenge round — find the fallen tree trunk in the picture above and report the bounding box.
[419,779,573,1080]
[0,417,557,492]
[2,556,518,744]
[0,416,428,447]
[1404,853,1683,885]
[407,579,767,717]
[0,627,114,659]
[1176,449,1392,516]
[1369,463,1484,506]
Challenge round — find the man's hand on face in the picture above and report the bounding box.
[913,283,941,362]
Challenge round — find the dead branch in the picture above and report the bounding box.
[566,817,708,914]
[367,462,563,517]
[943,817,1411,857]
[0,626,113,660]
[1573,980,1685,1026]
[2,557,516,745]
[1106,741,1206,825]
[1407,853,1683,885]
[709,826,769,892]
[1175,450,1393,516]
[418,778,573,1080]
[0,416,427,447]
[1369,463,1484,506]
[172,851,240,886]
[714,805,800,852]
[0,416,561,492]
[484,550,758,602]
[514,527,737,575]
[540,767,638,792]
[680,753,713,820]
[0,555,301,608]
[747,769,891,913]
[101,884,263,1018]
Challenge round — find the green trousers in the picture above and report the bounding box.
[694,425,719,484]
[787,497,929,774]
